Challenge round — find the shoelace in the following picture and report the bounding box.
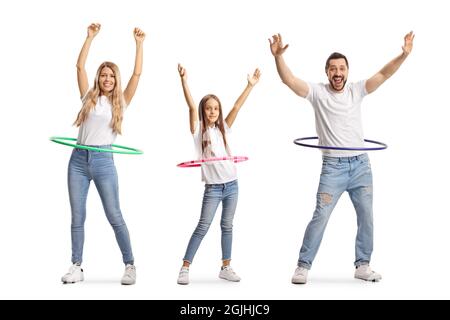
[359,266,375,275]
[69,265,79,274]
[125,265,135,276]
[180,268,189,274]
[295,268,307,276]
[364,267,373,274]
[223,267,236,275]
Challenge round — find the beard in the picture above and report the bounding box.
[328,76,347,91]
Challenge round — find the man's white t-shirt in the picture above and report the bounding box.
[193,122,237,184]
[306,80,368,157]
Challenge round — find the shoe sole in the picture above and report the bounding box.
[355,276,381,282]
[121,277,136,285]
[62,279,84,284]
[291,280,307,284]
[219,276,240,282]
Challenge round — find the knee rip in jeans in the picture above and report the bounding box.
[318,193,333,206]
[362,186,373,194]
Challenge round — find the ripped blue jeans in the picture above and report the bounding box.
[298,153,373,269]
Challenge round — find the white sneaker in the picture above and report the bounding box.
[61,264,84,284]
[121,264,136,285]
[177,267,189,285]
[219,266,241,282]
[354,265,382,282]
[291,266,308,284]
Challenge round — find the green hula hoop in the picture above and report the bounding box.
[50,137,143,155]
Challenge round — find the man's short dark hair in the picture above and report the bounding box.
[325,52,349,71]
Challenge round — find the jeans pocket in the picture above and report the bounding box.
[321,163,335,175]
[204,184,214,193]
[360,158,371,169]
[323,160,341,168]
[321,159,345,175]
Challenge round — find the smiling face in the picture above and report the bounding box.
[98,66,116,95]
[326,58,348,92]
[203,98,220,126]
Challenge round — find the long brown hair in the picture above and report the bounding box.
[198,94,229,156]
[74,62,126,134]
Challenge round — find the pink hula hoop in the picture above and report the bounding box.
[177,156,249,168]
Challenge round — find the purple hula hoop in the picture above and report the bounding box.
[293,136,388,151]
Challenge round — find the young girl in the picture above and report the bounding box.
[176,64,260,285]
[61,23,145,285]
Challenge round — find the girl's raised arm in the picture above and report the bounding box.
[225,68,261,128]
[178,64,198,134]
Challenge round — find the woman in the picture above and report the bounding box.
[61,23,145,285]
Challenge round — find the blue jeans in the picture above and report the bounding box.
[298,153,373,269]
[68,147,134,265]
[183,179,239,263]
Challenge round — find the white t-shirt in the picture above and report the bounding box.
[306,80,368,157]
[193,122,237,184]
[77,95,119,146]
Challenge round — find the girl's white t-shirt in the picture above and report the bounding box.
[77,95,118,146]
[193,122,237,184]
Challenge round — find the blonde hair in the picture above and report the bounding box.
[198,94,229,156]
[74,62,126,134]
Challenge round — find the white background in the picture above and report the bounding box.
[0,0,449,300]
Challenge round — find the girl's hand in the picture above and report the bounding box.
[87,23,101,38]
[134,28,146,43]
[248,68,261,87]
[402,31,414,56]
[178,63,187,81]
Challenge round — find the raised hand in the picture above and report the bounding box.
[178,63,187,81]
[269,33,289,57]
[177,64,196,132]
[134,28,146,44]
[87,23,101,38]
[247,68,261,87]
[402,31,414,56]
